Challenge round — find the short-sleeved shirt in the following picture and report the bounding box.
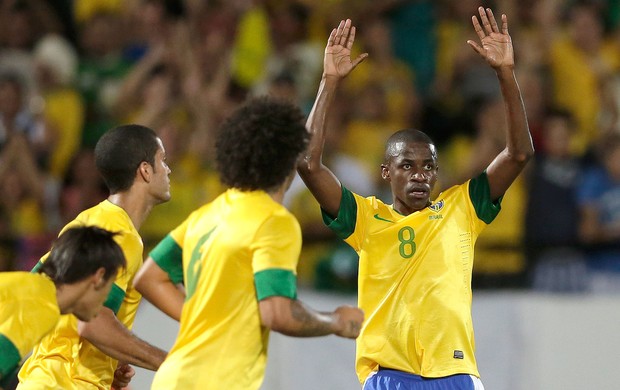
[0,273,59,388]
[323,172,501,383]
[150,189,301,390]
[18,200,143,390]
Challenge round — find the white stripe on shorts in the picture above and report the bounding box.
[470,375,485,390]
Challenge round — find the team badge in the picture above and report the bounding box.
[428,200,444,213]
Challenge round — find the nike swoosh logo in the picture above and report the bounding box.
[373,214,394,223]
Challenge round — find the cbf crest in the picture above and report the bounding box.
[428,200,444,213]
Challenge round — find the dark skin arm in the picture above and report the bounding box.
[297,19,367,218]
[259,296,363,338]
[467,7,534,200]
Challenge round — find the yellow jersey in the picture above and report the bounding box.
[323,172,501,382]
[150,189,300,390]
[0,273,59,388]
[18,200,143,390]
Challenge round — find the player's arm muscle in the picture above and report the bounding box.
[77,307,167,370]
[259,296,362,338]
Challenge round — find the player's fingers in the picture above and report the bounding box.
[346,26,357,50]
[351,53,369,68]
[502,14,509,35]
[327,28,337,47]
[339,19,351,46]
[478,6,493,35]
[466,40,484,56]
[487,8,500,33]
[471,15,485,41]
[335,19,345,43]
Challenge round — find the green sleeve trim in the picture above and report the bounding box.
[254,269,297,300]
[321,186,357,240]
[103,283,126,315]
[468,171,502,224]
[31,260,43,273]
[0,334,20,387]
[149,235,184,284]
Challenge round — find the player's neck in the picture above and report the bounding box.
[107,190,154,230]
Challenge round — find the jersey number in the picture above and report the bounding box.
[186,227,216,300]
[398,226,416,259]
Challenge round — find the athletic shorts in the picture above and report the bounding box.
[363,368,485,390]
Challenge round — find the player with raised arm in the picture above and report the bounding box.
[298,9,533,389]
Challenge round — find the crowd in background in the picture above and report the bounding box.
[1,0,620,293]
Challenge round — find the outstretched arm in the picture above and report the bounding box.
[297,19,367,218]
[259,296,363,338]
[467,7,534,200]
[77,307,167,370]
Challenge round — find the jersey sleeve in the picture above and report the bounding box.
[252,212,301,300]
[321,185,364,251]
[104,231,143,314]
[468,171,503,225]
[149,218,190,285]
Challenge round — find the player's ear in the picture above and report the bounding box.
[138,161,152,182]
[92,267,107,290]
[381,164,390,181]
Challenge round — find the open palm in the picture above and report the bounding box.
[467,7,514,69]
[323,19,368,78]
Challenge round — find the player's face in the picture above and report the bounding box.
[73,275,116,321]
[150,138,172,204]
[381,141,438,215]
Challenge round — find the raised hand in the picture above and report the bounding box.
[467,7,514,69]
[323,19,368,79]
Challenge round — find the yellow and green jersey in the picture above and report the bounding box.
[18,200,143,390]
[0,273,59,388]
[323,172,501,383]
[150,189,300,390]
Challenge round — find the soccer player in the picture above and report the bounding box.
[0,226,126,390]
[17,124,172,390]
[297,10,533,390]
[134,96,364,389]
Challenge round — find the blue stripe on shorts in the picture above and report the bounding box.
[363,369,476,390]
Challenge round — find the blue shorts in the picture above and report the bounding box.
[363,369,485,390]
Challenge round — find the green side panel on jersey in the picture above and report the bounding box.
[0,334,20,387]
[150,235,184,284]
[321,186,357,240]
[103,283,126,314]
[469,171,502,224]
[254,269,297,300]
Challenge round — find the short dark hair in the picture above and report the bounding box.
[215,96,310,191]
[384,129,436,163]
[38,226,126,284]
[95,124,160,193]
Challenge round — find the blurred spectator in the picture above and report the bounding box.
[577,132,620,293]
[548,1,620,155]
[31,33,84,181]
[525,108,587,292]
[76,11,133,147]
[58,148,107,224]
[0,72,38,149]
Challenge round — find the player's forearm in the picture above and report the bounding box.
[497,66,534,163]
[269,299,341,337]
[77,308,167,370]
[300,75,340,173]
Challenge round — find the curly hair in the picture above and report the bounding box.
[216,96,309,191]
